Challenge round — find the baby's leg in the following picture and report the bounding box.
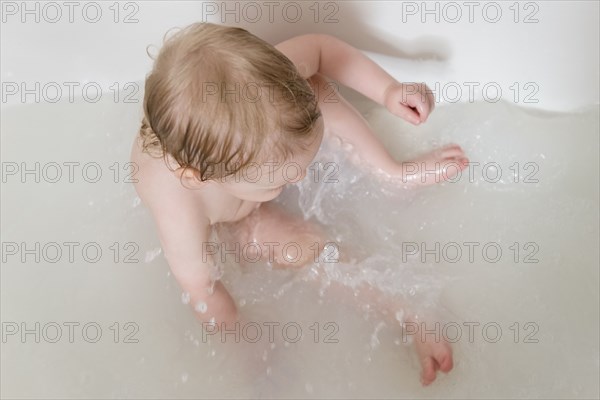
[325,281,453,386]
[225,202,327,269]
[308,73,468,186]
[225,203,452,384]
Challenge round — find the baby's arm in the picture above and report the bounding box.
[276,35,464,182]
[276,34,434,124]
[153,204,238,330]
[131,156,238,330]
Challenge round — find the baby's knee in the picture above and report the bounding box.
[272,232,324,268]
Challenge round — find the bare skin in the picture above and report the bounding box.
[132,33,467,385]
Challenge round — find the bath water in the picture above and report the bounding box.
[1,90,598,398]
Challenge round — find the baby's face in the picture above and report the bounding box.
[217,120,324,202]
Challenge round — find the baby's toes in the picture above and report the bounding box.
[434,350,454,373]
[440,157,468,180]
[419,356,439,386]
[444,154,468,165]
[440,144,464,158]
[433,345,453,372]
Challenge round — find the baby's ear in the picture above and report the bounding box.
[174,167,208,188]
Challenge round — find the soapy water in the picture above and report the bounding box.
[217,134,453,320]
[1,91,598,398]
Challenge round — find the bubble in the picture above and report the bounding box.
[181,292,190,305]
[194,302,208,313]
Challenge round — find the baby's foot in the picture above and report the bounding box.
[414,334,454,386]
[400,144,468,186]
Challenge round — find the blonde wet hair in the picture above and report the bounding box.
[139,22,321,182]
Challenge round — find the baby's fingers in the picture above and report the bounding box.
[395,104,422,125]
[404,95,431,123]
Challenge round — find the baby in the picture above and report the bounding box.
[131,23,468,385]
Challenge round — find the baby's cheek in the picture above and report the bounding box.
[261,186,284,201]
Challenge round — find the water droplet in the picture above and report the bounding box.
[144,247,162,263]
[262,350,268,362]
[181,292,190,304]
[132,196,141,208]
[395,310,405,323]
[195,302,208,313]
[238,298,246,307]
[181,373,188,383]
[266,366,272,376]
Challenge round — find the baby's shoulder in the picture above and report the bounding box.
[130,136,195,211]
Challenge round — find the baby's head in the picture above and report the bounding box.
[140,23,323,201]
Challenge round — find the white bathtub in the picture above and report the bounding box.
[2,1,599,399]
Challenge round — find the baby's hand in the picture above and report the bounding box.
[384,82,435,125]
